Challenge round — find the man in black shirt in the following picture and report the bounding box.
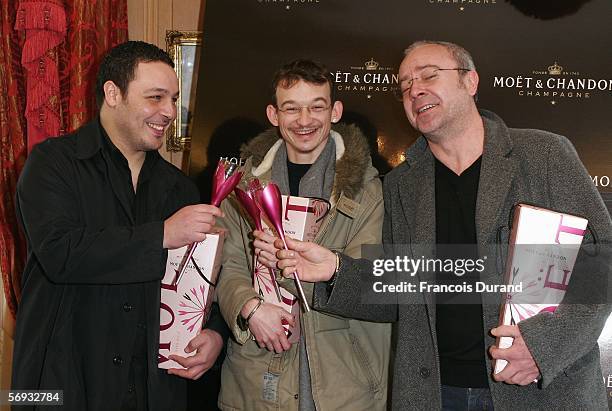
[271,41,612,410]
[12,41,228,411]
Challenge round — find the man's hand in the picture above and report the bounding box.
[163,204,223,249]
[253,230,281,269]
[167,329,224,380]
[274,237,336,282]
[241,298,295,353]
[489,325,540,385]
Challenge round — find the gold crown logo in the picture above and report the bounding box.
[365,58,379,70]
[548,62,563,75]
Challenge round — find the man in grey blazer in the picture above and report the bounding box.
[260,40,612,409]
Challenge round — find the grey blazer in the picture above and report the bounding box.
[315,110,612,410]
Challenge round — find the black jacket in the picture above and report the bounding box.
[12,120,227,410]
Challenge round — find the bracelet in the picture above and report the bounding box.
[238,297,264,331]
[245,298,264,323]
[328,251,342,289]
[335,251,341,273]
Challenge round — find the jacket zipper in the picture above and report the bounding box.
[303,202,337,410]
[313,207,337,245]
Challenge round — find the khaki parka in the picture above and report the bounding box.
[216,124,391,411]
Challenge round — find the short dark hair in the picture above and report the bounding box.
[270,59,335,105]
[95,41,174,108]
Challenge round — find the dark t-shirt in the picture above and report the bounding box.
[287,160,312,196]
[435,156,489,388]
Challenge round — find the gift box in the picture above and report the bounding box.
[255,195,330,343]
[494,204,587,374]
[158,231,225,369]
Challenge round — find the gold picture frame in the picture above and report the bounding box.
[165,30,202,152]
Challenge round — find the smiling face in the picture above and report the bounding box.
[102,61,179,156]
[266,79,343,164]
[398,44,478,140]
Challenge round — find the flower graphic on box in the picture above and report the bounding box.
[178,285,210,333]
[254,258,275,295]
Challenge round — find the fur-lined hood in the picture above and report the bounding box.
[240,123,374,200]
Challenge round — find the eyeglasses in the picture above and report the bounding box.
[276,103,331,116]
[396,67,471,99]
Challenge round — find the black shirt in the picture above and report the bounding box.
[434,156,489,388]
[101,127,158,217]
[100,126,156,409]
[287,160,312,196]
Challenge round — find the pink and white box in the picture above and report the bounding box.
[158,232,225,369]
[494,204,587,374]
[255,195,329,343]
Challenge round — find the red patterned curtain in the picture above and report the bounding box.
[1,0,28,319]
[15,0,66,152]
[1,0,127,318]
[60,0,128,133]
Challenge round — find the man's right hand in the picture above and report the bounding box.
[241,298,295,353]
[275,237,337,282]
[163,204,223,249]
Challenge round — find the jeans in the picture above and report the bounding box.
[441,385,494,411]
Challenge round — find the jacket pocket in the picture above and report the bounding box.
[314,312,349,332]
[563,347,600,378]
[349,333,381,393]
[40,339,85,408]
[221,339,296,410]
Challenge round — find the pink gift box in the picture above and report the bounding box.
[158,231,225,369]
[494,204,587,374]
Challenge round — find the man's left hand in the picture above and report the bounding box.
[167,329,224,380]
[489,325,540,385]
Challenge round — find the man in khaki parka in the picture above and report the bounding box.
[216,59,391,411]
